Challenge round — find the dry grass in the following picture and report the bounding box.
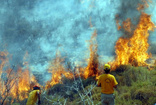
[11,65,156,105]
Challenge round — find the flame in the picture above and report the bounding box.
[112,13,155,69]
[84,30,99,78]
[137,0,152,10]
[45,29,99,88]
[0,51,39,103]
[0,51,9,101]
[15,52,39,100]
[46,51,74,89]
[16,68,30,100]
[122,18,132,33]
[45,30,99,88]
[0,67,38,102]
[115,15,122,30]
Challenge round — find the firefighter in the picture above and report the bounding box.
[26,85,41,105]
[97,64,118,105]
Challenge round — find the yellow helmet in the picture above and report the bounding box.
[104,64,111,70]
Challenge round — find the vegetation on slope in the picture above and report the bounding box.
[8,65,156,105]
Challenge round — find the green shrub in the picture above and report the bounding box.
[12,103,20,105]
[148,97,156,105]
[120,92,131,101]
[62,77,74,85]
[115,65,131,74]
[47,83,67,95]
[130,81,156,105]
[34,65,156,105]
[116,99,142,105]
[82,76,96,87]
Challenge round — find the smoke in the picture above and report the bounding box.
[145,0,156,43]
[116,0,142,23]
[0,0,156,84]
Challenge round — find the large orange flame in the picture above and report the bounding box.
[112,13,155,69]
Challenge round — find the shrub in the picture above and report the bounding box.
[133,88,155,104]
[115,65,131,74]
[12,103,20,105]
[62,77,74,85]
[39,65,156,105]
[120,92,131,101]
[82,76,96,87]
[148,97,156,105]
[47,84,67,95]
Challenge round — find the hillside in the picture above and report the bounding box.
[11,65,156,105]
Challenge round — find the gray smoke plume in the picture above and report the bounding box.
[0,0,156,85]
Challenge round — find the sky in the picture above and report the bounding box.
[0,0,156,84]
